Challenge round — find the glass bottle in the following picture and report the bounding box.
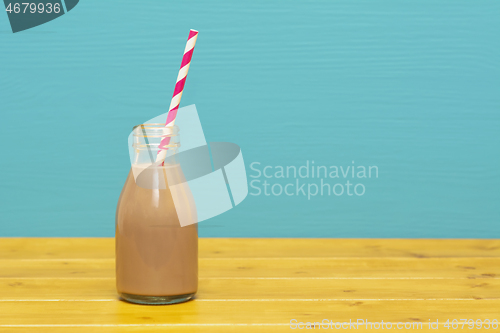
[115,124,198,305]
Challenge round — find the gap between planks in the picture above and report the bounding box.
[2,257,500,261]
[1,277,498,280]
[0,298,498,302]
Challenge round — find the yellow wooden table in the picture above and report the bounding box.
[0,238,499,332]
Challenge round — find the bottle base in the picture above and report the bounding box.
[119,292,195,305]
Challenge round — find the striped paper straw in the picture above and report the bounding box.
[156,29,199,163]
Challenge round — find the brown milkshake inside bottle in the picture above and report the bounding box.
[115,124,198,305]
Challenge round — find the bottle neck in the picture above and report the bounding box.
[132,124,180,166]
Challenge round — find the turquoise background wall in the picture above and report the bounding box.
[1,1,499,237]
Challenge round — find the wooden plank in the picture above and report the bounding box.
[0,277,499,300]
[0,300,498,326]
[1,238,499,259]
[198,257,500,279]
[199,238,500,258]
[0,238,113,260]
[0,258,498,278]
[0,327,498,333]
[0,323,484,333]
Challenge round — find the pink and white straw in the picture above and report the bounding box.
[156,29,199,162]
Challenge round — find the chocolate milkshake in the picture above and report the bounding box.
[115,124,198,305]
